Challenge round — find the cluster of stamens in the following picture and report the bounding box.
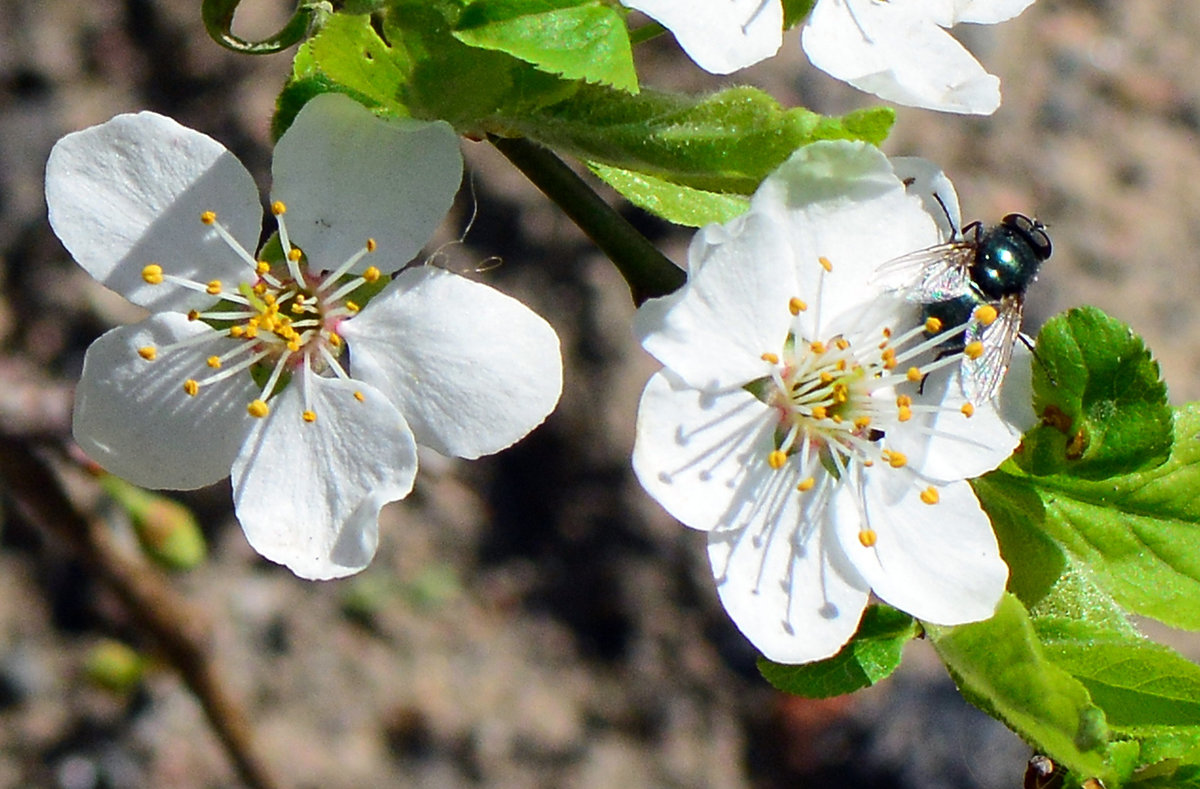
[753,257,998,549]
[135,201,380,423]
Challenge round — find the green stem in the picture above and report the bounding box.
[491,136,685,305]
[628,20,666,46]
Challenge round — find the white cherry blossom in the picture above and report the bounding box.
[622,0,1035,114]
[632,140,1019,663]
[802,0,1037,114]
[47,93,562,579]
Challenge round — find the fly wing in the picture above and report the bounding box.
[961,294,1025,403]
[874,242,976,303]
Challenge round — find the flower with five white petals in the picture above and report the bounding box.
[47,93,562,579]
[621,0,1035,114]
[632,140,1019,663]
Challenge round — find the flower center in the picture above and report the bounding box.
[748,261,993,548]
[134,201,381,423]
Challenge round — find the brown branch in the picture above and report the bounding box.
[0,437,283,789]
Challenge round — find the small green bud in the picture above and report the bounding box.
[99,475,207,571]
[84,639,146,694]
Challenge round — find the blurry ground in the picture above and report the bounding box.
[0,0,1198,787]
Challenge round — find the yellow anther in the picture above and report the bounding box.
[137,346,157,361]
[187,309,200,321]
[229,325,245,338]
[253,282,268,296]
[964,341,985,360]
[244,325,258,339]
[366,238,377,253]
[810,341,827,354]
[287,339,301,352]
[767,450,788,470]
[882,348,897,369]
[896,394,913,407]
[898,405,913,422]
[811,406,828,420]
[836,359,847,370]
[906,366,923,383]
[346,301,360,313]
[183,379,199,397]
[363,266,381,283]
[302,410,317,423]
[287,247,303,262]
[141,264,164,285]
[256,260,271,276]
[200,211,216,225]
[796,477,816,492]
[832,414,844,424]
[924,316,943,333]
[206,280,222,295]
[206,356,221,369]
[761,352,780,364]
[291,301,306,314]
[818,256,833,272]
[832,382,848,403]
[835,338,849,351]
[271,200,287,216]
[247,399,270,418]
[920,487,940,505]
[885,450,907,469]
[858,529,878,548]
[974,304,999,326]
[329,333,343,348]
[820,371,834,384]
[353,391,365,402]
[854,416,871,430]
[882,327,893,339]
[961,402,976,418]
[789,297,807,315]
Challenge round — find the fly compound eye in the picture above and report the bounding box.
[1003,213,1053,260]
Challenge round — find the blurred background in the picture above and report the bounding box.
[1,0,1198,786]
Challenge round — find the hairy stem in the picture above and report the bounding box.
[491,136,685,305]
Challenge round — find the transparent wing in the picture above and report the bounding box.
[961,294,1025,403]
[874,242,977,303]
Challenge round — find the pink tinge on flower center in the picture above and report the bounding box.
[133,201,380,423]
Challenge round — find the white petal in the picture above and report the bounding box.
[886,365,1020,483]
[231,376,417,580]
[802,0,1001,114]
[708,504,871,664]
[891,156,961,240]
[72,313,256,490]
[340,267,562,459]
[271,93,462,275]
[948,0,1036,25]
[46,112,262,311]
[639,211,796,390]
[834,477,1008,624]
[750,141,942,337]
[632,370,780,532]
[622,0,783,74]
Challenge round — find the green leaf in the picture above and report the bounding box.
[781,0,816,28]
[589,162,749,226]
[1019,307,1171,479]
[982,403,1200,630]
[453,0,638,93]
[757,605,917,698]
[303,13,411,112]
[1035,617,1200,734]
[927,594,1111,781]
[505,84,894,194]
